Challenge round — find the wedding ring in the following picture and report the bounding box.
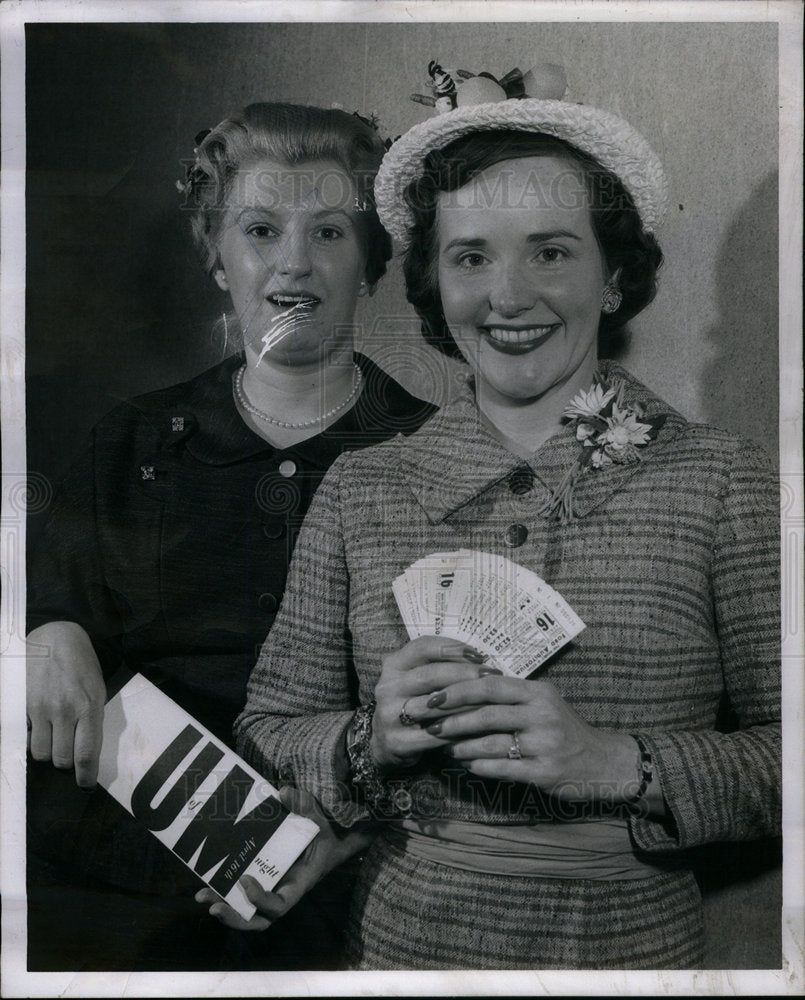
[506,731,523,760]
[399,699,417,727]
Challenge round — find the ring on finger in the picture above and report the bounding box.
[399,698,417,727]
[506,731,523,760]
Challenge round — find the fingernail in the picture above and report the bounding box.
[426,720,443,735]
[463,648,488,664]
[478,666,503,677]
[427,690,447,708]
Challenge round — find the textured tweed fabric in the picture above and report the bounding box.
[237,361,780,969]
[346,833,703,970]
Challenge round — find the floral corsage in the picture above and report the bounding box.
[540,374,666,524]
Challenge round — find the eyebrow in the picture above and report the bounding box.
[440,237,486,253]
[235,207,355,224]
[526,230,583,244]
[441,230,583,253]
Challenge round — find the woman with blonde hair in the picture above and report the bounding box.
[26,102,434,971]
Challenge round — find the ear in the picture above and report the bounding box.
[607,266,623,289]
[214,268,229,291]
[358,279,377,298]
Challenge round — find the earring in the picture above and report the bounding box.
[601,282,622,315]
[222,311,229,349]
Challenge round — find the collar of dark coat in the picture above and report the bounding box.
[397,360,688,524]
[173,352,433,466]
[173,354,265,464]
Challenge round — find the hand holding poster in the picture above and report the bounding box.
[97,674,319,920]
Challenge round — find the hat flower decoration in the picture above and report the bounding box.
[375,59,668,250]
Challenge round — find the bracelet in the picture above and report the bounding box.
[626,735,654,806]
[346,701,413,817]
[347,701,389,807]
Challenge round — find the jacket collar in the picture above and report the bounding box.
[398,361,687,524]
[179,354,269,465]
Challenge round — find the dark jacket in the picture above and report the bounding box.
[28,352,436,742]
[26,352,436,896]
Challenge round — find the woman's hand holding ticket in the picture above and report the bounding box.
[369,635,500,770]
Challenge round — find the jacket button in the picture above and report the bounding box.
[508,467,534,494]
[278,459,297,478]
[504,523,528,547]
[263,522,286,540]
[258,593,278,613]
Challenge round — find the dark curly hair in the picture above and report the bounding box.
[186,102,391,287]
[402,130,663,359]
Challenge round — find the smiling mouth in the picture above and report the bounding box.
[483,324,559,353]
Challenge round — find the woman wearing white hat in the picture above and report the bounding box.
[226,65,780,969]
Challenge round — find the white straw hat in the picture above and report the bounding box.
[375,63,668,250]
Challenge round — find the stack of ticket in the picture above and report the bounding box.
[392,550,585,678]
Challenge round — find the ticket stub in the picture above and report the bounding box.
[392,550,585,677]
[392,551,475,639]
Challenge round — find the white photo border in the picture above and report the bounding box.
[2,1,803,996]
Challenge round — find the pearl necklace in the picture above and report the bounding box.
[233,363,363,429]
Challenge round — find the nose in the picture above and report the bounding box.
[488,263,535,318]
[276,228,312,281]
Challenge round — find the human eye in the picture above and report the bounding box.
[312,224,345,243]
[534,245,568,264]
[457,251,488,270]
[244,221,277,242]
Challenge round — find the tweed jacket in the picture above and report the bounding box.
[237,363,781,854]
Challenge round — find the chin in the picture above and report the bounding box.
[498,383,549,403]
[270,348,323,366]
[261,331,330,360]
[481,365,566,403]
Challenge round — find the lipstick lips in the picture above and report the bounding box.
[482,323,560,355]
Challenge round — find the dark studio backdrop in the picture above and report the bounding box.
[24,20,781,969]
